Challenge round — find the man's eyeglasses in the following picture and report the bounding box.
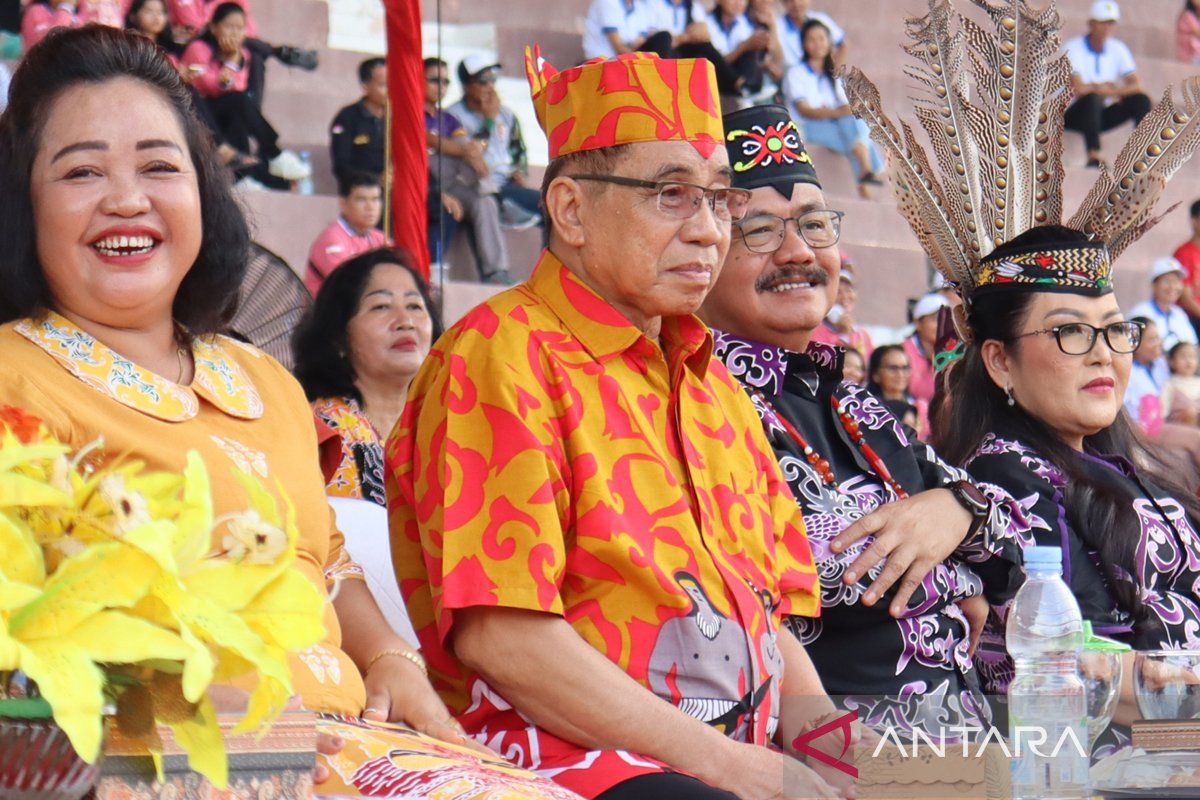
[1010,321,1144,355]
[570,174,751,222]
[426,76,450,86]
[734,210,845,253]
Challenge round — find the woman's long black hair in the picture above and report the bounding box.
[800,19,836,82]
[934,225,1200,635]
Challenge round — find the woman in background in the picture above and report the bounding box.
[294,248,440,505]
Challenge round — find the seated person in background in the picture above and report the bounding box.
[1063,0,1151,168]
[842,346,866,384]
[1129,257,1199,351]
[422,57,510,283]
[1124,316,1168,431]
[1171,199,1200,326]
[79,0,127,26]
[180,2,311,188]
[1179,0,1200,64]
[331,57,387,189]
[1124,317,1200,483]
[581,0,657,59]
[706,0,772,97]
[295,248,440,506]
[700,106,1023,737]
[305,173,389,297]
[388,52,863,800]
[809,253,873,356]
[447,55,543,232]
[21,0,82,48]
[1162,341,1200,426]
[778,0,844,68]
[902,292,948,437]
[867,345,916,414]
[126,0,181,58]
[167,0,257,39]
[783,19,882,197]
[637,0,756,98]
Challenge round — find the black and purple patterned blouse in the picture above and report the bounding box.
[966,431,1200,694]
[712,331,1027,737]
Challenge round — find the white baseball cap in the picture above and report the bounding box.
[1089,0,1120,22]
[1150,257,1185,281]
[912,292,950,321]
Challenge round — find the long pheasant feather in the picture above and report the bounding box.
[843,67,974,284]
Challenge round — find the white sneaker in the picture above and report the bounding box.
[267,150,311,181]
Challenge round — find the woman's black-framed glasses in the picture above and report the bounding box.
[1011,321,1144,355]
[570,174,751,222]
[734,210,845,253]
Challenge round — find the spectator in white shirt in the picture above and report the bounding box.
[777,0,844,68]
[783,19,883,197]
[1129,258,1200,352]
[706,0,772,95]
[582,0,658,59]
[1063,0,1151,167]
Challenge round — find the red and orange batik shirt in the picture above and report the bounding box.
[386,250,819,799]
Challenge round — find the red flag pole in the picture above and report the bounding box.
[384,0,430,279]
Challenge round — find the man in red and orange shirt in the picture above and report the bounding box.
[387,49,857,800]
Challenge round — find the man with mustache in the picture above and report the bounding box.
[388,60,857,799]
[699,105,1026,736]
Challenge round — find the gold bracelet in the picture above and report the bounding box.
[366,647,427,677]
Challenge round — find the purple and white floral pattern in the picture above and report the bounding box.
[713,331,1024,736]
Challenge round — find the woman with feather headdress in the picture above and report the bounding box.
[844,0,1200,749]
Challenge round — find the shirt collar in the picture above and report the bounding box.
[528,249,713,377]
[710,329,843,397]
[17,311,264,422]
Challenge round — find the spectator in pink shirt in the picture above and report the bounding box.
[21,1,82,49]
[180,1,308,187]
[902,292,949,437]
[305,174,390,297]
[166,0,253,39]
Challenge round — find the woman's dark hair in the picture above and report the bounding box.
[800,19,836,81]
[125,0,177,55]
[866,343,908,400]
[0,25,250,335]
[933,224,1200,637]
[293,248,443,404]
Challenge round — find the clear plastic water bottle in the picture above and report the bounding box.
[1007,545,1089,799]
[297,150,314,196]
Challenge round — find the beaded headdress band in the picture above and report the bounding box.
[842,0,1200,327]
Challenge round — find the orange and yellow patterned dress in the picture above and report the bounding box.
[312,395,386,506]
[387,251,820,798]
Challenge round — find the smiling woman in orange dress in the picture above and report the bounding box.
[0,25,582,799]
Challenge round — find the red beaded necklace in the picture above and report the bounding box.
[752,389,910,500]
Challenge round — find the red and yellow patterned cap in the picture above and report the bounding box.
[524,45,722,160]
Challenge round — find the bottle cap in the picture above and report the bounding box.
[1025,545,1063,566]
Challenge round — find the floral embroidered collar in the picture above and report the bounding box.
[17,311,264,422]
[711,330,843,398]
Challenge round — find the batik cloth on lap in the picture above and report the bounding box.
[386,250,818,799]
[712,331,1028,737]
[313,395,386,506]
[315,715,584,799]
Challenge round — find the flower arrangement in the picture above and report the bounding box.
[0,405,326,787]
